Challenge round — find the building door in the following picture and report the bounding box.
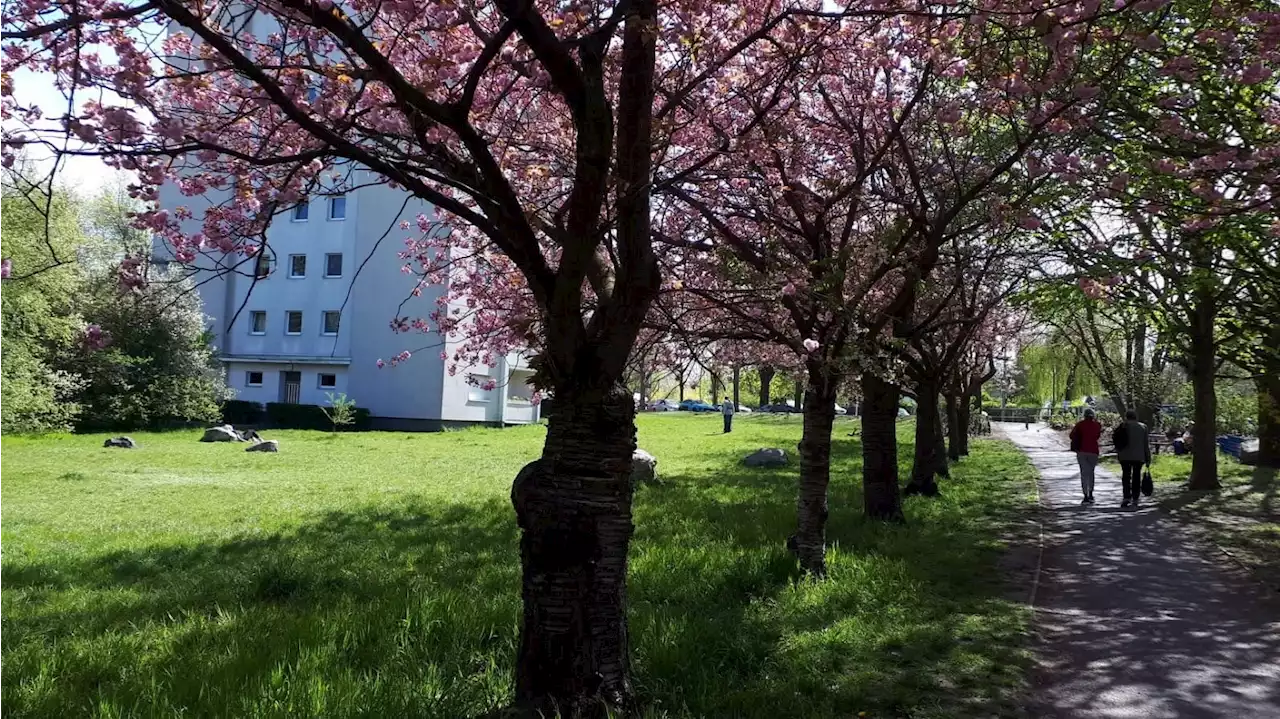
[280,371,301,404]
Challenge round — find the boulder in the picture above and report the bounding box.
[201,424,242,442]
[744,448,788,468]
[245,439,279,452]
[103,436,136,449]
[631,449,658,489]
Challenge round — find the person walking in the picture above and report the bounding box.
[1069,408,1103,504]
[1115,409,1152,508]
[721,396,735,433]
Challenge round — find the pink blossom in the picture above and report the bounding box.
[1242,63,1274,85]
[781,282,797,296]
[376,359,386,369]
[1,258,11,279]
[82,324,112,350]
[1017,215,1043,231]
[803,338,820,353]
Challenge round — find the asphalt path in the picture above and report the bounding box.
[997,422,1280,719]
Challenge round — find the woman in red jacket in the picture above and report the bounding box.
[1069,408,1103,504]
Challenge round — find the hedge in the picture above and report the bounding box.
[265,402,372,431]
[219,400,372,430]
[221,399,265,426]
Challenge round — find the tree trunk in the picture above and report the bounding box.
[732,365,741,411]
[759,365,775,407]
[958,394,974,453]
[947,393,964,461]
[512,383,636,716]
[1258,371,1280,468]
[862,374,905,522]
[678,378,685,403]
[1063,360,1078,402]
[793,376,804,410]
[789,367,839,574]
[710,370,721,403]
[1188,298,1220,491]
[905,381,944,497]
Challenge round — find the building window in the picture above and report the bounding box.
[246,371,264,387]
[292,201,309,221]
[289,254,306,278]
[328,195,346,220]
[467,373,494,403]
[321,311,341,336]
[286,310,303,335]
[324,253,343,278]
[249,311,267,335]
[318,373,337,389]
[254,250,272,279]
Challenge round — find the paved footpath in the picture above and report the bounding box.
[997,422,1280,719]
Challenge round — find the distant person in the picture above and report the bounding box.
[722,396,735,433]
[1069,408,1102,504]
[1173,422,1194,455]
[1114,410,1152,508]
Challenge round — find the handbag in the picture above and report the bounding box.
[1141,466,1154,497]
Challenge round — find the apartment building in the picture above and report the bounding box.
[159,173,541,431]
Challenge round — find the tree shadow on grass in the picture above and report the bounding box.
[4,434,1029,719]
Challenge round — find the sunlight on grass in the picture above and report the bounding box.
[3,414,1038,718]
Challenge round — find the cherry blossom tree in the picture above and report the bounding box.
[652,0,1156,570]
[1043,0,1279,489]
[2,0,869,710]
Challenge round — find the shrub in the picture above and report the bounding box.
[221,400,265,426]
[320,392,358,432]
[265,402,371,430]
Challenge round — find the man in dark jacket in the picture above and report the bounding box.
[1115,410,1152,508]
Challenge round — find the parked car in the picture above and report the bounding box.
[646,399,679,412]
[760,403,800,413]
[679,399,718,413]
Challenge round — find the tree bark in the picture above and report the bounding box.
[905,381,944,497]
[1188,296,1220,491]
[862,374,905,522]
[793,376,804,410]
[958,394,974,453]
[512,383,637,716]
[1258,371,1280,469]
[732,365,741,411]
[759,364,775,407]
[946,393,964,461]
[789,366,839,574]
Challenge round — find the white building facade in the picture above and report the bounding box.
[159,172,540,431]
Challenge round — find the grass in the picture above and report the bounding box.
[1136,453,1280,592]
[2,413,1039,719]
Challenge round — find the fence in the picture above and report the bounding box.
[986,407,1049,424]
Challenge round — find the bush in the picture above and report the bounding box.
[265,402,371,430]
[221,400,265,426]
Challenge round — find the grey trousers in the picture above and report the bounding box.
[1076,452,1099,496]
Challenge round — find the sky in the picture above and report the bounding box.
[7,69,132,196]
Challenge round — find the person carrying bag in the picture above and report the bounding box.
[1115,410,1152,508]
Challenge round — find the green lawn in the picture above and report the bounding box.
[1140,454,1280,591]
[3,414,1037,719]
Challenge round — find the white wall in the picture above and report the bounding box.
[345,177,448,420]
[227,362,349,406]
